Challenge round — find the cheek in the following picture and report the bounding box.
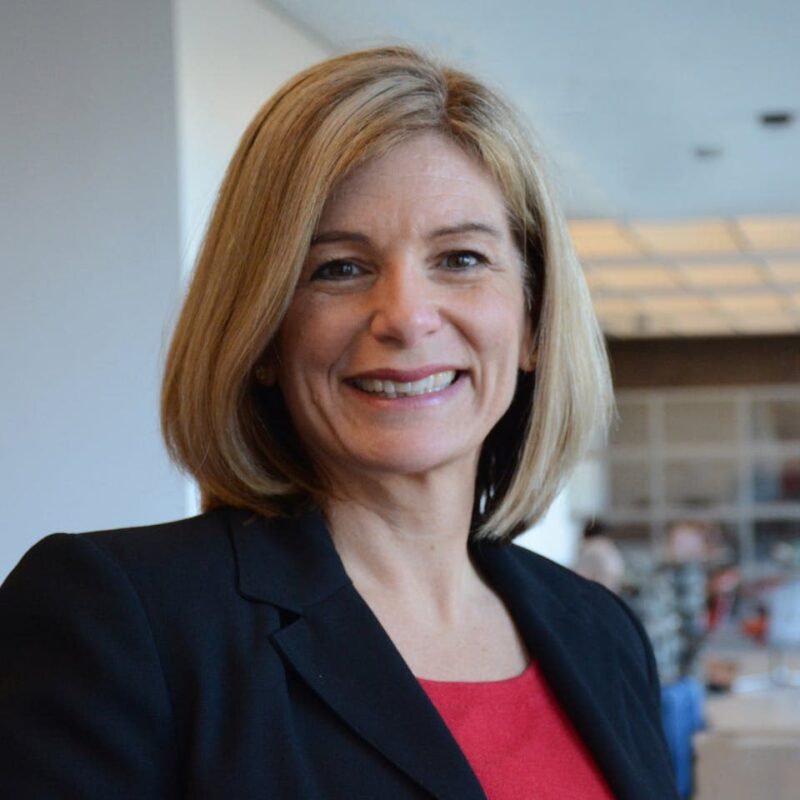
[276,297,355,388]
[470,289,528,366]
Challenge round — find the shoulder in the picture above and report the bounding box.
[0,507,283,717]
[503,542,633,617]
[81,505,235,566]
[497,542,659,688]
[1,508,247,637]
[6,507,226,589]
[0,515,243,795]
[9,506,233,580]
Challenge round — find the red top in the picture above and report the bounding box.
[418,661,614,800]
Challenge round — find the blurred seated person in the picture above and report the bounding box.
[575,521,625,594]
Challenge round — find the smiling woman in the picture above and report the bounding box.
[0,47,679,799]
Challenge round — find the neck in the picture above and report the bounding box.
[322,466,487,624]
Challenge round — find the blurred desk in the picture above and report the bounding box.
[694,651,800,800]
[704,686,800,734]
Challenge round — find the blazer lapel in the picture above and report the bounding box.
[473,541,674,800]
[229,508,486,800]
[272,587,487,800]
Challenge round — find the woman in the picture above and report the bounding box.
[0,47,678,798]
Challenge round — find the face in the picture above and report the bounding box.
[274,133,533,489]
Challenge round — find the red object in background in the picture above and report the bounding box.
[740,606,769,644]
[706,567,741,631]
[781,459,800,500]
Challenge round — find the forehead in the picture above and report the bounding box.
[318,133,510,231]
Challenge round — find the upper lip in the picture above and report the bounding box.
[346,365,462,382]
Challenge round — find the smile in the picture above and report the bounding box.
[349,370,458,398]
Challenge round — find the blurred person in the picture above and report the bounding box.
[575,520,626,594]
[665,520,708,564]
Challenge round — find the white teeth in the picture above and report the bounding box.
[352,370,458,397]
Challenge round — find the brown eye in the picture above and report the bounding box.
[310,260,364,281]
[441,251,487,270]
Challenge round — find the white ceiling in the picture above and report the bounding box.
[266,0,800,336]
[269,0,798,219]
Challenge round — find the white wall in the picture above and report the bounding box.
[517,489,580,566]
[0,0,185,579]
[173,0,331,277]
[524,455,608,566]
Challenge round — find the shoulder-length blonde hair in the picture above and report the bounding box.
[162,46,613,542]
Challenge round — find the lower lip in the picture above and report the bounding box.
[344,372,466,409]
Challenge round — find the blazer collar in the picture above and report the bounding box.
[228,506,570,620]
[229,507,351,612]
[227,507,674,800]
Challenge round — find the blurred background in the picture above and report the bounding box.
[2,1,799,797]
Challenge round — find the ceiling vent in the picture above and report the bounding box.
[759,111,794,127]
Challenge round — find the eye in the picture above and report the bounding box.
[310,259,365,281]
[440,251,488,271]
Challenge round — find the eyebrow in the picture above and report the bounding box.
[309,221,503,247]
[309,230,370,247]
[427,222,503,240]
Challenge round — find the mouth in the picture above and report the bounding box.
[347,369,462,399]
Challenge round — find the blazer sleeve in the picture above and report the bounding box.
[0,533,178,799]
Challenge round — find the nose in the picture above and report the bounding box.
[368,260,442,347]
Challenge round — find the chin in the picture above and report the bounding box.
[346,441,478,480]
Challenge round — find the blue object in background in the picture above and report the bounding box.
[661,678,705,799]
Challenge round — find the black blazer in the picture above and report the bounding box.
[0,506,678,799]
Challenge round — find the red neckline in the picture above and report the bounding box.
[416,661,535,687]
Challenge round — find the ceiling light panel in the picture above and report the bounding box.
[766,261,800,284]
[737,216,800,251]
[642,295,712,314]
[572,214,800,337]
[668,315,736,335]
[569,220,642,259]
[679,261,765,288]
[630,220,741,256]
[586,264,677,290]
[733,313,799,333]
[715,292,787,313]
[592,296,643,316]
[597,316,642,337]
